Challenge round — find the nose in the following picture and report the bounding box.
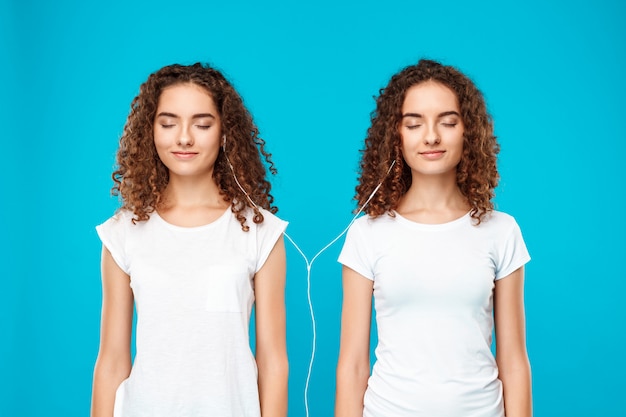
[177,124,194,147]
[424,123,440,145]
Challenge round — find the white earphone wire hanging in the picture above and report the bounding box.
[224,135,395,417]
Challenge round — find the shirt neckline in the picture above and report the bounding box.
[151,207,232,231]
[392,210,471,230]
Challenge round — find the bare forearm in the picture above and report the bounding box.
[91,358,131,417]
[258,356,289,417]
[493,268,531,417]
[335,363,369,417]
[500,363,532,417]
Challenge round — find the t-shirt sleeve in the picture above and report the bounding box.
[95,212,130,275]
[495,217,531,280]
[338,219,374,281]
[255,210,288,273]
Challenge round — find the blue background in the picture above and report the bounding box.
[1,0,625,416]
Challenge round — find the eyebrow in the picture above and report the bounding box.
[401,111,461,118]
[156,112,216,119]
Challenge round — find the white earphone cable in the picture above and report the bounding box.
[224,135,394,417]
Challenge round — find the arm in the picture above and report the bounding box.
[254,236,288,417]
[91,247,134,417]
[494,266,532,417]
[335,266,373,417]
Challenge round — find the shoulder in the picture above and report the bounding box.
[95,210,138,262]
[241,207,288,234]
[240,208,288,271]
[478,210,520,231]
[98,209,133,230]
[260,207,287,226]
[489,210,517,223]
[111,209,136,223]
[475,211,527,248]
[97,209,155,236]
[348,212,397,237]
[355,212,396,226]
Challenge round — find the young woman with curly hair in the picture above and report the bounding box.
[336,59,531,417]
[91,63,288,417]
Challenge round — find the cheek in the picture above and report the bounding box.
[153,132,171,159]
[447,130,465,152]
[200,134,222,154]
[399,137,410,160]
[153,126,175,147]
[153,127,164,144]
[451,139,465,166]
[399,130,417,150]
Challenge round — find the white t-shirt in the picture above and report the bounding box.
[338,211,530,417]
[96,207,287,417]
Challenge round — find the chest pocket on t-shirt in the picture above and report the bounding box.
[205,265,252,313]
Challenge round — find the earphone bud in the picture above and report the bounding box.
[222,134,226,151]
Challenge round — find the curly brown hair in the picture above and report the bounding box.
[356,59,499,224]
[112,63,277,231]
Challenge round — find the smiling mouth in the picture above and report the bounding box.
[172,152,198,159]
[419,150,446,159]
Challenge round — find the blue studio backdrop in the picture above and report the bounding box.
[1,0,625,416]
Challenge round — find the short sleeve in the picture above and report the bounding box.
[495,218,531,280]
[255,209,288,273]
[96,212,130,274]
[338,218,374,280]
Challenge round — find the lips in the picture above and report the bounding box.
[419,150,446,160]
[172,152,198,160]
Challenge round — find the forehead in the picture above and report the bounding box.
[402,80,459,112]
[157,82,216,109]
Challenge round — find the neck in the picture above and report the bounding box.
[156,172,230,227]
[397,171,469,223]
[160,172,226,210]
